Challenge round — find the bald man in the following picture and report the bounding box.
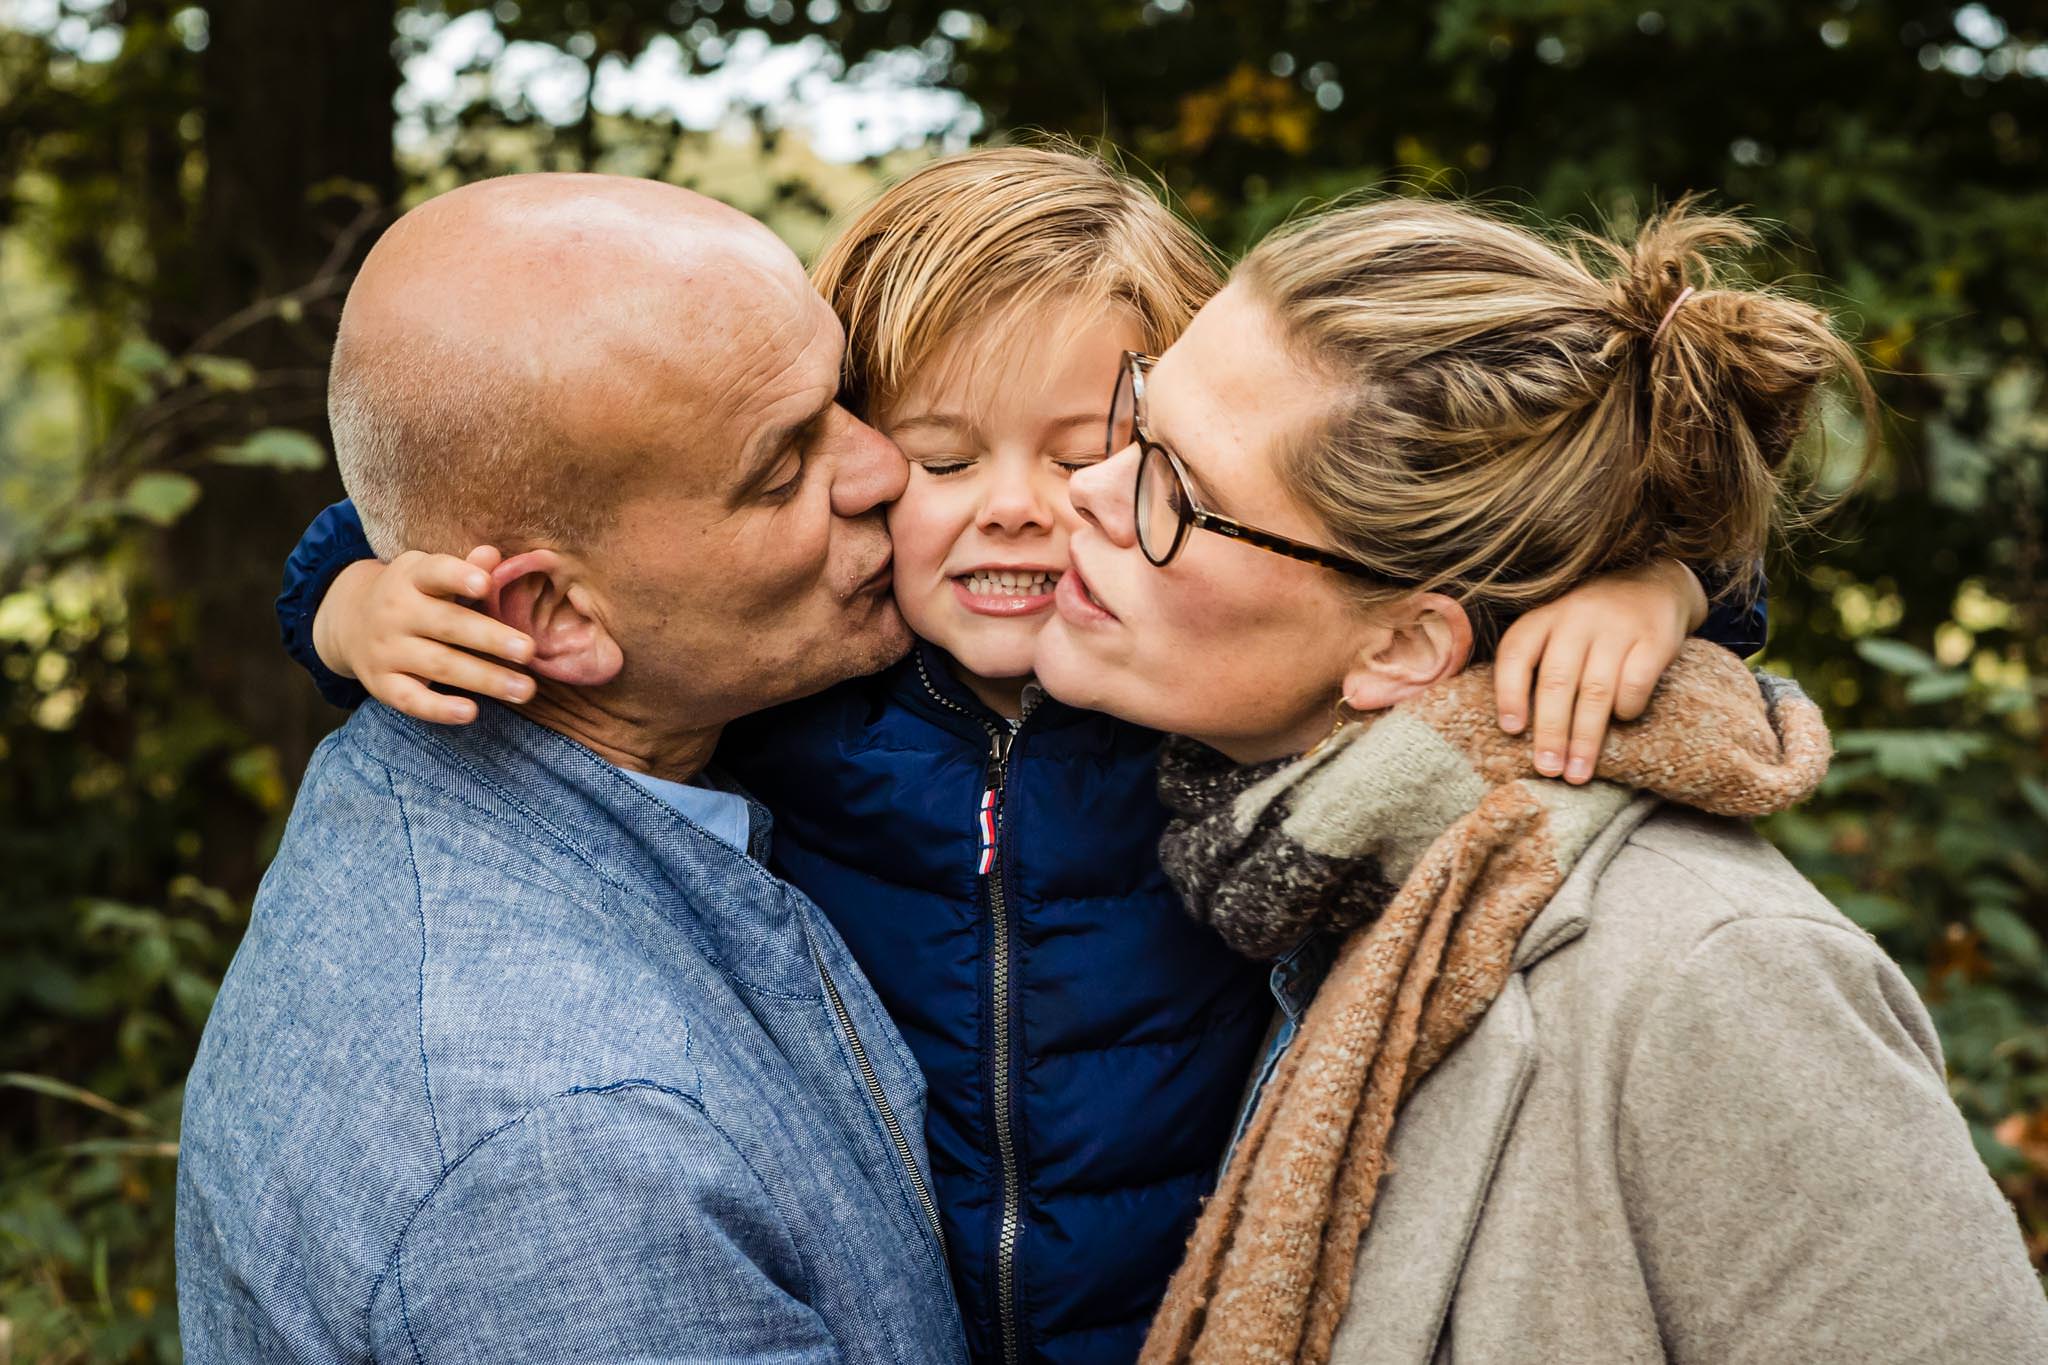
[175,176,966,1364]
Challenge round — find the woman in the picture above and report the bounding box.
[1036,198,2048,1363]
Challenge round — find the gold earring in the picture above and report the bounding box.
[1306,695,1366,759]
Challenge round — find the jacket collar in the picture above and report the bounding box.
[1511,792,1663,971]
[1329,792,1662,1363]
[892,638,1100,739]
[356,699,819,1000]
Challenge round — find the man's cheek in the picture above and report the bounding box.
[746,521,833,611]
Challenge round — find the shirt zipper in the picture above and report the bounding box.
[916,654,1027,1365]
[812,943,950,1266]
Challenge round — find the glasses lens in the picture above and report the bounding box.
[1107,360,1137,457]
[1135,442,1183,564]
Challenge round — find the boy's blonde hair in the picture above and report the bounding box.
[1237,196,1878,623]
[812,142,1223,419]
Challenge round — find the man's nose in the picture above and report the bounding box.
[828,408,909,518]
[1069,443,1138,544]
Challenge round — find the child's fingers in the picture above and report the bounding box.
[1564,640,1630,784]
[1528,630,1592,777]
[375,673,481,726]
[397,640,536,704]
[418,598,534,665]
[1492,617,1550,734]
[402,552,493,602]
[1613,643,1664,722]
[463,544,504,574]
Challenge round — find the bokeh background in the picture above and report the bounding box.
[2,0,2044,1357]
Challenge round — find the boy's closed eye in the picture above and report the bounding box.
[907,450,1104,477]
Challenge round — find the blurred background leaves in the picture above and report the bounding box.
[2,0,2044,1357]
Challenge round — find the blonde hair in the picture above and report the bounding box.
[1237,196,1877,633]
[812,142,1223,419]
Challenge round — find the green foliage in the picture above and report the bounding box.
[211,428,327,472]
[2,551,274,1360]
[4,1,2047,1356]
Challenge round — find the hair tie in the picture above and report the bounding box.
[1652,285,1696,345]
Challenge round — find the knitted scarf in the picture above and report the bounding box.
[1141,641,1832,1365]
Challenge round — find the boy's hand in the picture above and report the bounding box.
[1493,560,1708,785]
[311,546,536,725]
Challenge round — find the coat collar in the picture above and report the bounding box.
[891,638,1103,740]
[1333,971,1537,1364]
[1511,792,1663,971]
[1330,791,1662,1363]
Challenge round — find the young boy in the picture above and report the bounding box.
[276,147,1761,1365]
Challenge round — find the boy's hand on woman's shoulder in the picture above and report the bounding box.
[1492,559,1708,786]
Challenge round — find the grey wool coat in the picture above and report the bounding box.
[1319,795,2048,1365]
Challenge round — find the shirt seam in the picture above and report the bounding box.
[366,1080,786,1363]
[380,761,447,1175]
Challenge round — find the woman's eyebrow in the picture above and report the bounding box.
[1156,415,1230,512]
[1176,450,1229,512]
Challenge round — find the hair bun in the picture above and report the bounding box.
[1237,192,1875,630]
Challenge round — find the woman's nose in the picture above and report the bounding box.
[1069,444,1138,545]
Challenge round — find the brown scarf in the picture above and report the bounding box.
[1142,642,1832,1364]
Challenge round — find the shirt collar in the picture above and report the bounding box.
[616,765,757,857]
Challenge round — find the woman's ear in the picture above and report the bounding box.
[486,550,624,688]
[1340,592,1473,713]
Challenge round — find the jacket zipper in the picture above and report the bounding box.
[812,944,950,1266]
[917,655,1027,1365]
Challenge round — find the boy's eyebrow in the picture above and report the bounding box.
[886,411,976,435]
[1046,412,1104,436]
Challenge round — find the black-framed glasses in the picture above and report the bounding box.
[1108,351,1403,580]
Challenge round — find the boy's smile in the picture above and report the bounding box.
[952,564,1062,616]
[881,301,1145,714]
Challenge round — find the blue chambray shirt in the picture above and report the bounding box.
[175,700,966,1364]
[618,765,755,856]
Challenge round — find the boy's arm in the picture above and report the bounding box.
[1694,562,1768,659]
[276,498,376,710]
[275,499,532,724]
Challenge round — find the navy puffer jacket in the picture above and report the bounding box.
[719,643,1272,1365]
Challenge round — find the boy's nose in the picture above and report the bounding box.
[979,467,1055,534]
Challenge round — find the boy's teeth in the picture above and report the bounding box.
[964,571,1059,596]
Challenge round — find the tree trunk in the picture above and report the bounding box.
[164,0,400,781]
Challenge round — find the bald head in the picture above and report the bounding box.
[330,173,813,557]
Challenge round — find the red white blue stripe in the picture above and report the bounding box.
[977,790,998,876]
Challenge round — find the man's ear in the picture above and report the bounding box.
[1340,592,1473,713]
[485,550,623,687]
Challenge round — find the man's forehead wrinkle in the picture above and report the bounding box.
[707,285,839,429]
